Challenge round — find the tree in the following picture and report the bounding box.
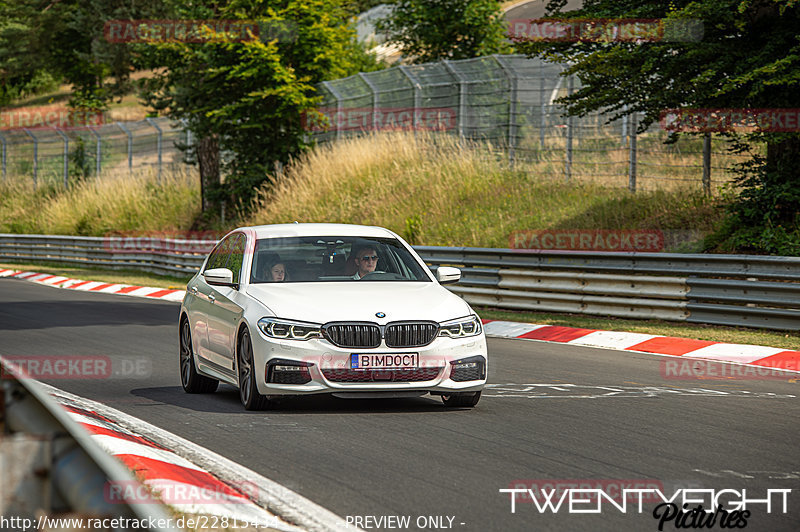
[139,0,373,217]
[377,0,510,63]
[515,0,800,254]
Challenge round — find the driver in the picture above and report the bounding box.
[352,245,378,280]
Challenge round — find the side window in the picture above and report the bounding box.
[228,234,246,284]
[204,238,231,272]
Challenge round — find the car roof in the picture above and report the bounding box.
[239,223,398,240]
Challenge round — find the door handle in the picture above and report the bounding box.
[209,294,216,302]
[190,286,198,294]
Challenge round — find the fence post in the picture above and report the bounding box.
[621,104,629,146]
[88,127,102,176]
[442,60,466,138]
[0,131,6,182]
[358,73,379,133]
[54,128,69,189]
[116,122,133,173]
[145,117,163,183]
[702,132,711,196]
[564,75,574,182]
[398,65,422,133]
[540,61,546,148]
[23,128,37,188]
[495,55,517,166]
[321,81,344,141]
[628,112,638,192]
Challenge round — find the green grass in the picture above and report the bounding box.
[479,308,800,351]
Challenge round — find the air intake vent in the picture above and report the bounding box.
[322,323,382,348]
[385,322,439,348]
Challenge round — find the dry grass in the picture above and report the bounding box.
[249,131,723,249]
[0,167,200,235]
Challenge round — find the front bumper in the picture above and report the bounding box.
[251,331,488,396]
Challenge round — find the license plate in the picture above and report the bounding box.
[350,353,419,370]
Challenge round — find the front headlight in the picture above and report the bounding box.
[258,318,322,340]
[438,315,482,338]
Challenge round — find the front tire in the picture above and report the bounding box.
[238,329,269,410]
[441,391,481,408]
[180,318,219,394]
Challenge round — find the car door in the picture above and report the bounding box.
[206,233,246,375]
[188,238,231,366]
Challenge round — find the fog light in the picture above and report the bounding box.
[266,359,313,384]
[449,356,485,382]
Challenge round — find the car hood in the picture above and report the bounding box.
[245,282,473,324]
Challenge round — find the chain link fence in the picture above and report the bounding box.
[0,117,188,188]
[314,54,747,193]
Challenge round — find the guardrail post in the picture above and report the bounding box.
[442,60,466,139]
[321,81,344,141]
[115,122,133,173]
[628,112,638,192]
[702,133,711,196]
[0,131,6,182]
[53,128,69,189]
[358,73,379,133]
[23,128,38,188]
[564,75,574,182]
[146,117,163,183]
[495,55,517,166]
[88,126,102,176]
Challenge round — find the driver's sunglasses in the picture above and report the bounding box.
[358,255,378,261]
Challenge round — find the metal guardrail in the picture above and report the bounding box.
[1,235,798,331]
[0,233,214,277]
[416,247,800,331]
[0,357,178,531]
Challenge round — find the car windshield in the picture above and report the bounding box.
[249,236,432,283]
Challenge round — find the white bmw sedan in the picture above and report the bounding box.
[179,223,487,410]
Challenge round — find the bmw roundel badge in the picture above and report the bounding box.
[375,312,386,318]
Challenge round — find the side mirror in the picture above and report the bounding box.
[204,268,234,287]
[436,266,461,285]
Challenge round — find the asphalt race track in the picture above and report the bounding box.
[1,277,798,531]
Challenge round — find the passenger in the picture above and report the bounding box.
[351,245,378,280]
[267,260,287,282]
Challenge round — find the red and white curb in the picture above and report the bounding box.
[41,384,358,532]
[483,320,800,373]
[0,268,185,302]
